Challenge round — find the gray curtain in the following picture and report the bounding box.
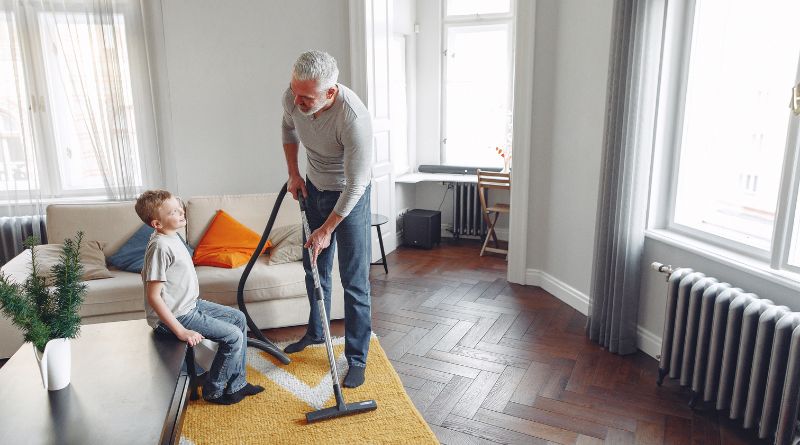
[587,0,666,354]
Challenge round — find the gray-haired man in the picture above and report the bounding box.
[280,50,373,388]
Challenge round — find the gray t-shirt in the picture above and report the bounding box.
[141,232,199,328]
[281,83,373,217]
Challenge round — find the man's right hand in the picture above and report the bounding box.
[288,175,307,200]
[179,329,204,347]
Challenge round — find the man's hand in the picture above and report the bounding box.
[288,175,307,200]
[304,226,332,265]
[178,329,204,347]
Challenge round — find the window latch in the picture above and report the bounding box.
[792,83,800,116]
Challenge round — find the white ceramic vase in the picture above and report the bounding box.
[32,338,71,391]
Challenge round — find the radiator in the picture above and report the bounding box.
[451,182,487,239]
[0,215,47,266]
[655,266,800,445]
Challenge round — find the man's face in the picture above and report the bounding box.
[290,77,328,116]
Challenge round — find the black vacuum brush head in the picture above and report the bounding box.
[306,400,378,424]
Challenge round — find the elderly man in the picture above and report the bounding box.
[280,50,373,388]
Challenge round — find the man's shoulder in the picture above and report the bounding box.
[282,87,296,111]
[336,84,369,121]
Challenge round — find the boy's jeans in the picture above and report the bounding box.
[156,299,247,400]
[302,179,372,369]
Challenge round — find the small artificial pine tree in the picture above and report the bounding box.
[0,232,87,352]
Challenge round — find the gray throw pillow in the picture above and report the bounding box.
[267,224,303,265]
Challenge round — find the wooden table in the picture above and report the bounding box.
[0,319,190,445]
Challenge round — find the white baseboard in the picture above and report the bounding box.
[637,326,661,360]
[525,269,589,315]
[525,268,661,360]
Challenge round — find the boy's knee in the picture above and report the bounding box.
[222,327,244,346]
[235,310,246,329]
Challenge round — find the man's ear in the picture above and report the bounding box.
[326,87,336,99]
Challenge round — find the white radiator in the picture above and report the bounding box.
[655,266,800,445]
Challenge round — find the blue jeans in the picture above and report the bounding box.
[303,179,372,368]
[156,299,247,400]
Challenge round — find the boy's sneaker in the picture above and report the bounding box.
[241,383,265,397]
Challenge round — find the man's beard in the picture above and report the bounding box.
[298,100,326,116]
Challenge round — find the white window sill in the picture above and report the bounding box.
[645,228,800,293]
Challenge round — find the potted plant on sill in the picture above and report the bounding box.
[0,232,87,391]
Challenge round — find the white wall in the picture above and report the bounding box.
[150,0,351,198]
[524,0,613,312]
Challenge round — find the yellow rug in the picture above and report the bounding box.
[180,336,439,445]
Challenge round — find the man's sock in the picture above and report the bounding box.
[284,335,324,354]
[343,366,366,388]
[242,383,265,397]
[205,391,245,405]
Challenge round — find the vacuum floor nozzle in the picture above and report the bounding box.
[306,399,378,423]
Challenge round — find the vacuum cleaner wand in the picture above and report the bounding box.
[298,193,377,423]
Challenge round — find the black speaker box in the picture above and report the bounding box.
[403,209,441,249]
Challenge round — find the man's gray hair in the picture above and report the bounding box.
[292,50,339,92]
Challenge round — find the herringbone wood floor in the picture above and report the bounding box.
[265,240,767,445]
[0,240,769,444]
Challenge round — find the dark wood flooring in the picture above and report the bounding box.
[0,240,770,444]
[263,239,768,445]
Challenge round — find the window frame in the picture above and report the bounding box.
[440,0,515,167]
[654,0,800,275]
[0,1,157,201]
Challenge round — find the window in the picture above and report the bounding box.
[0,2,156,201]
[441,0,514,168]
[660,0,800,270]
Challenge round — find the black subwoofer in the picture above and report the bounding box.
[403,209,441,249]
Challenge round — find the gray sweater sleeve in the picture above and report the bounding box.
[281,89,300,145]
[333,113,373,217]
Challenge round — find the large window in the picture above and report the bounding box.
[662,0,800,269]
[441,0,514,168]
[0,1,156,201]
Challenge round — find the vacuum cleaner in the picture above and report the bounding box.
[297,192,377,423]
[236,183,292,365]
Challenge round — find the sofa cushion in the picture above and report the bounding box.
[80,270,145,317]
[47,201,186,257]
[195,256,337,307]
[186,194,300,247]
[0,251,143,318]
[107,224,194,273]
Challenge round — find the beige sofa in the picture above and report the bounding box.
[0,193,344,357]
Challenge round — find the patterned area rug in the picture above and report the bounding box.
[179,336,438,445]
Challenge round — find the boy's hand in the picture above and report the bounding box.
[179,329,204,347]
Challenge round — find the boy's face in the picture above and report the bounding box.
[152,197,186,232]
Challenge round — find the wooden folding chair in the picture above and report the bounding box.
[477,169,511,257]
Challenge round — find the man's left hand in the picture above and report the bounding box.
[305,227,332,265]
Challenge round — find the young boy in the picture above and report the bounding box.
[135,190,264,405]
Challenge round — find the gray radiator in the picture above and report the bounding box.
[657,267,800,444]
[0,215,47,266]
[451,182,487,239]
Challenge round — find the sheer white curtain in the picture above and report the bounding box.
[0,0,159,261]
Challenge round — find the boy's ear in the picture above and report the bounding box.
[150,219,160,229]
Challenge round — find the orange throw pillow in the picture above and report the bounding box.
[192,210,271,268]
